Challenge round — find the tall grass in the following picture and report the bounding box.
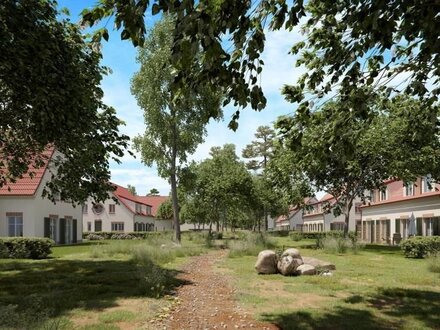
[427,253,440,273]
[227,232,276,258]
[318,236,364,254]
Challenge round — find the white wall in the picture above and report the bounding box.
[0,168,82,243]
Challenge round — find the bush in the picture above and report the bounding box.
[289,232,303,241]
[268,230,290,237]
[401,236,440,258]
[83,231,171,240]
[0,237,54,259]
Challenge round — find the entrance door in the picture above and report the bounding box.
[95,220,102,232]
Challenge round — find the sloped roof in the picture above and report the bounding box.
[111,183,152,216]
[0,148,54,196]
[137,195,169,217]
[320,193,334,202]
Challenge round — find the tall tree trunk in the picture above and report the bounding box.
[344,198,354,237]
[170,170,181,243]
[264,206,268,231]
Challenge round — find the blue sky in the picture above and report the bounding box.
[60,1,305,196]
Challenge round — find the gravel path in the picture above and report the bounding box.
[157,250,279,330]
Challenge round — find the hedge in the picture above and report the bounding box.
[0,237,54,259]
[401,236,440,258]
[83,231,171,240]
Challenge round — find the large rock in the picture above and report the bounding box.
[302,256,336,271]
[296,264,316,275]
[282,248,301,258]
[255,250,278,274]
[277,254,304,276]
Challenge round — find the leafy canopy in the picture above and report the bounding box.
[0,0,130,204]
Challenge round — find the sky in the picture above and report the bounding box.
[60,1,305,196]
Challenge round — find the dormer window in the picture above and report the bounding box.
[422,175,435,193]
[380,188,387,201]
[369,190,376,203]
[404,183,414,196]
[135,203,142,213]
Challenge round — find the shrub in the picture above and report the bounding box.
[401,236,440,258]
[85,233,105,241]
[210,231,223,240]
[0,240,9,258]
[0,237,54,259]
[268,230,290,237]
[83,231,171,240]
[289,232,303,241]
[316,231,363,254]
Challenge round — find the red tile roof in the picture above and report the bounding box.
[111,183,153,216]
[137,195,169,217]
[361,190,440,208]
[0,148,54,196]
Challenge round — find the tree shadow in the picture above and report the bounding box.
[0,258,191,327]
[261,306,396,330]
[363,244,402,255]
[366,287,440,329]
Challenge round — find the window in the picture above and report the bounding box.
[146,206,152,215]
[94,220,102,232]
[7,213,23,237]
[422,175,435,193]
[135,203,142,213]
[49,216,58,242]
[87,222,92,232]
[369,190,376,203]
[380,188,387,201]
[404,183,414,196]
[355,203,362,213]
[92,203,104,215]
[65,217,72,244]
[109,204,115,214]
[82,204,88,214]
[111,222,124,232]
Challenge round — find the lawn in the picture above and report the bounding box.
[219,236,440,330]
[0,233,208,329]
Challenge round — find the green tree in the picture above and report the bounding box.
[147,188,160,196]
[0,0,130,204]
[156,199,173,220]
[131,17,222,243]
[242,126,275,171]
[127,185,137,196]
[274,93,440,236]
[181,144,254,233]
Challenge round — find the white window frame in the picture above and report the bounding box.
[404,183,414,196]
[49,215,58,242]
[380,188,387,201]
[109,204,116,214]
[111,222,124,232]
[82,204,88,214]
[65,217,72,244]
[7,213,23,237]
[423,175,435,193]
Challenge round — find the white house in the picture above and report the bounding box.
[0,148,82,244]
[361,177,440,244]
[83,184,173,233]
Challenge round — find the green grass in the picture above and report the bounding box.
[0,234,208,329]
[218,236,440,330]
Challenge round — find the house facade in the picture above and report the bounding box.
[302,194,361,232]
[361,177,440,244]
[0,149,82,244]
[83,185,172,233]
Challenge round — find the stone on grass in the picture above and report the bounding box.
[302,256,336,271]
[277,254,303,276]
[281,248,301,259]
[255,250,278,274]
[296,264,316,275]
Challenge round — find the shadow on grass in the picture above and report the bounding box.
[0,258,190,328]
[363,244,402,255]
[261,306,395,330]
[366,287,440,329]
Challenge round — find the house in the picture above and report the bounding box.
[302,194,361,232]
[274,198,316,231]
[137,195,173,231]
[0,148,82,244]
[361,177,440,244]
[83,185,173,233]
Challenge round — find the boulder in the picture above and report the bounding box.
[277,254,304,276]
[281,248,301,259]
[302,256,336,271]
[296,264,316,275]
[255,250,278,274]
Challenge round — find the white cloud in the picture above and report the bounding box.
[110,167,170,196]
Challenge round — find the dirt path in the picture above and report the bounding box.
[157,250,279,330]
